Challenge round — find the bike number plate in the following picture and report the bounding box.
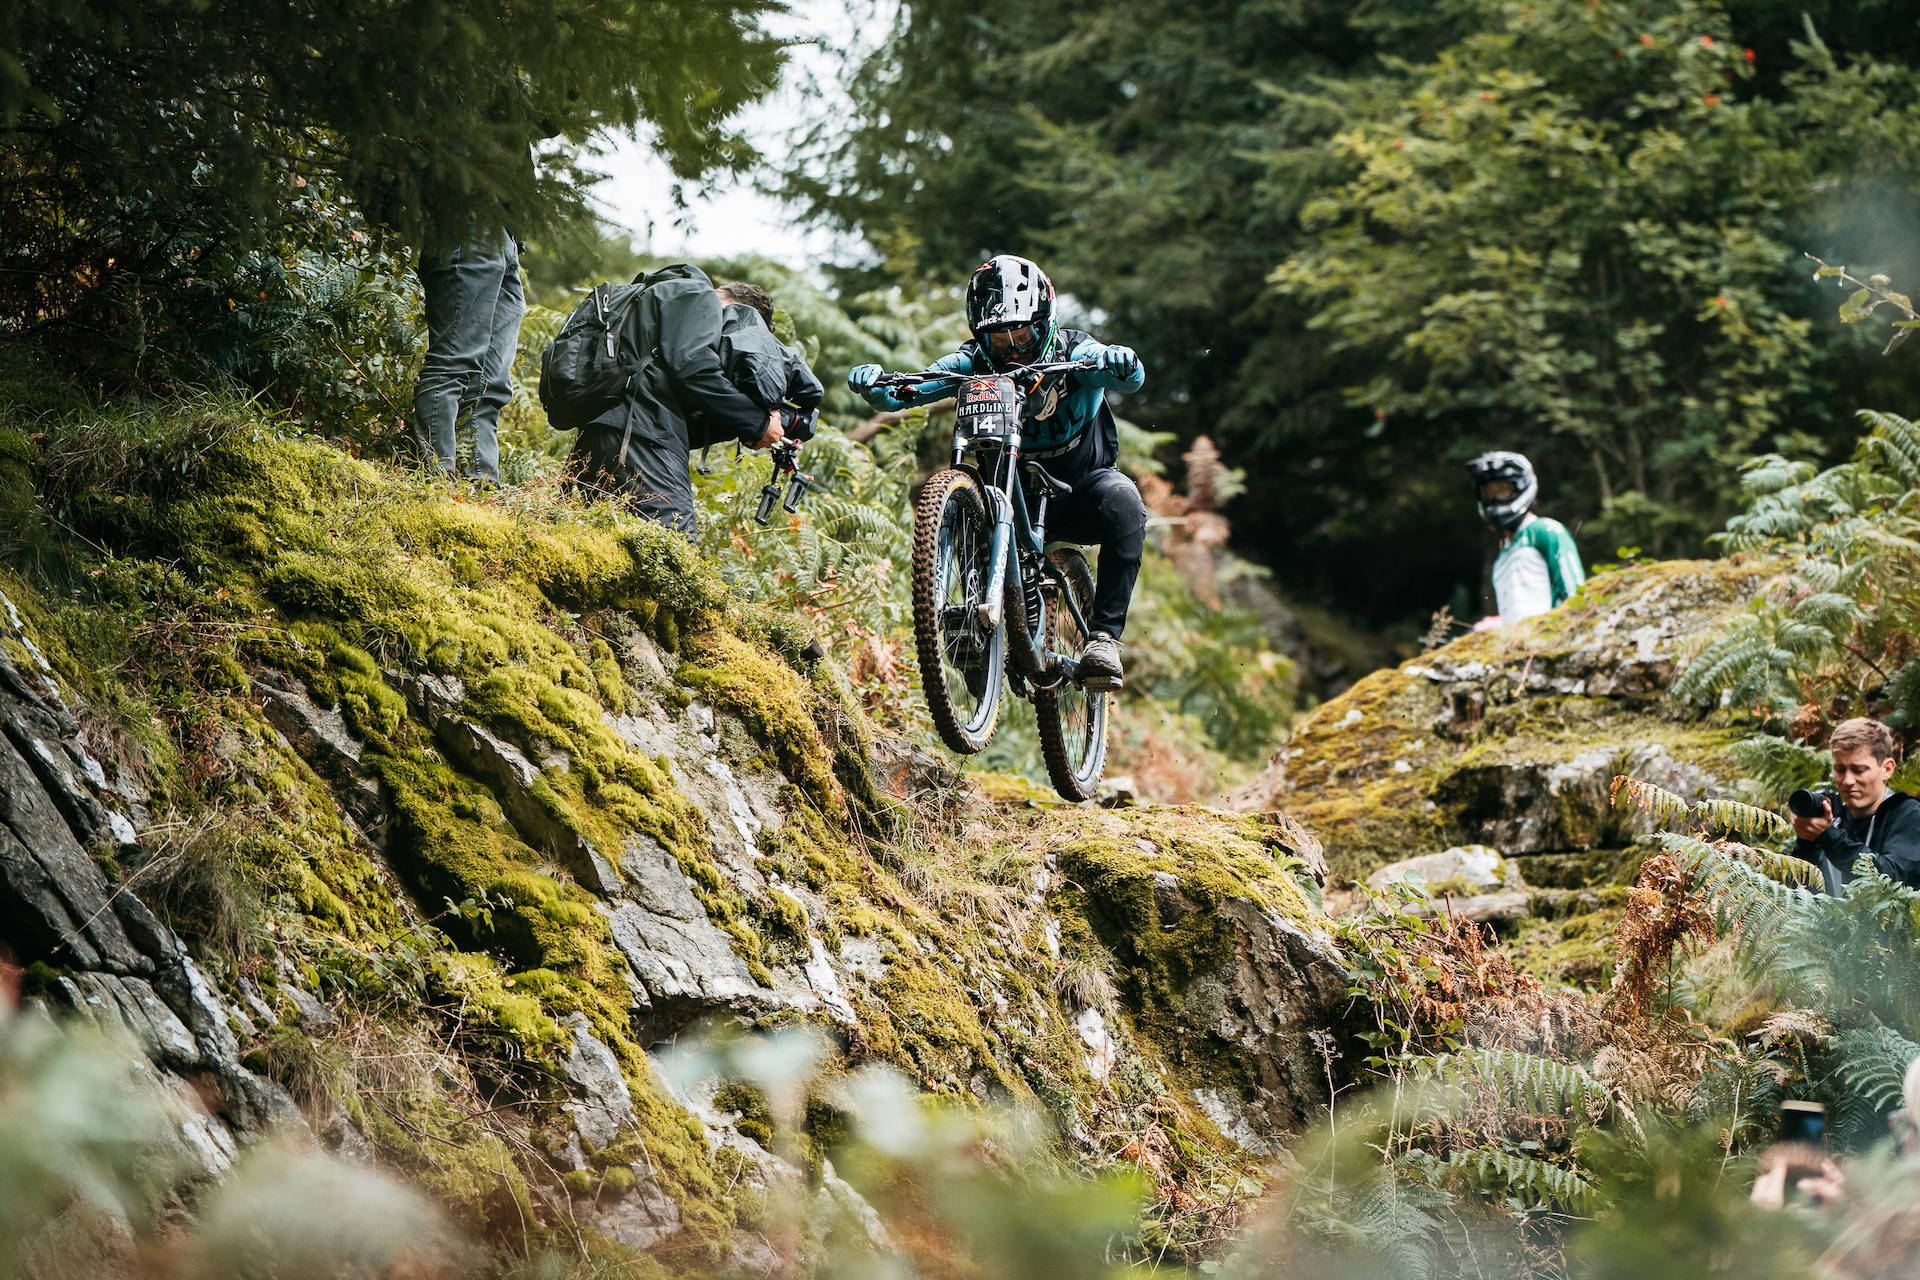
[955,377,1018,438]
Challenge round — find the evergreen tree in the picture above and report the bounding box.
[0,0,786,378]
[797,0,1920,626]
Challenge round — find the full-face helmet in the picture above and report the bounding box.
[1466,451,1538,532]
[966,255,1056,365]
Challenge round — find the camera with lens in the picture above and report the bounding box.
[1788,788,1842,819]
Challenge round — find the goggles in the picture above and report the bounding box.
[1477,479,1518,502]
[983,322,1042,357]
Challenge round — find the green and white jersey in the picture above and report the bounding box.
[1492,515,1585,621]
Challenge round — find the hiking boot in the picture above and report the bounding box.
[1078,632,1124,691]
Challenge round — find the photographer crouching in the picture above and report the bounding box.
[1789,718,1920,894]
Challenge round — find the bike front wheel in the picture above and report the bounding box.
[1034,547,1109,800]
[912,468,1006,754]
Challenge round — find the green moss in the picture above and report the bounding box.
[1265,556,1774,879]
[20,960,58,998]
[751,887,811,961]
[6,391,1291,1260]
[1046,807,1323,1091]
[760,800,861,892]
[434,953,567,1056]
[0,427,35,554]
[675,631,843,810]
[713,1082,775,1148]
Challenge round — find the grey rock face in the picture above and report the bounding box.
[584,1176,684,1251]
[1438,742,1719,854]
[1126,866,1354,1145]
[1367,845,1518,896]
[604,898,765,1025]
[0,591,298,1178]
[1190,897,1354,1141]
[255,671,386,837]
[562,1015,634,1150]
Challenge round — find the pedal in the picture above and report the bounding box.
[1080,671,1123,693]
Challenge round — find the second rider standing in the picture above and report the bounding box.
[849,255,1146,690]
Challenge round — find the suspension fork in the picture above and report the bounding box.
[974,444,1021,632]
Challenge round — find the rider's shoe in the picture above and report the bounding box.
[1078,632,1124,692]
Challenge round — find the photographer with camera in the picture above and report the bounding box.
[1789,718,1920,895]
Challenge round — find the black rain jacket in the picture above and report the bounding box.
[581,263,768,452]
[1791,789,1920,894]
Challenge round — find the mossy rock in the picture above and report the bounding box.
[1233,558,1780,880]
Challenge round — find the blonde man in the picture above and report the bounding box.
[1789,717,1920,894]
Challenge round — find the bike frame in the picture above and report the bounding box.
[877,360,1100,682]
[950,374,1096,683]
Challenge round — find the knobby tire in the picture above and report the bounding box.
[1033,548,1109,800]
[912,468,1004,754]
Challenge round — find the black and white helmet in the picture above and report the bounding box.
[1466,450,1537,532]
[966,255,1056,364]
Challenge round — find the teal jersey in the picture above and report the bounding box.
[860,328,1144,472]
[1492,515,1585,620]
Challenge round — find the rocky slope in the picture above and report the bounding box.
[1229,556,1778,978]
[0,405,1347,1274]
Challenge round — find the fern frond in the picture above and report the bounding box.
[1862,409,1920,490]
[1794,591,1866,632]
[1611,777,1792,843]
[1346,1166,1445,1280]
[1834,1019,1920,1115]
[1411,1047,1610,1123]
[1884,658,1920,730]
[1688,1047,1786,1146]
[1440,1148,1600,1215]
[1712,838,1825,889]
[1652,832,1810,942]
[1691,798,1793,843]
[1610,775,1692,829]
[1727,736,1831,805]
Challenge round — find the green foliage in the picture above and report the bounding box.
[1676,409,1920,726]
[805,0,1920,628]
[1438,1147,1600,1215]
[1,0,786,385]
[1618,778,1920,1156]
[1726,734,1833,805]
[0,1005,464,1276]
[1274,0,1834,557]
[1411,1047,1610,1123]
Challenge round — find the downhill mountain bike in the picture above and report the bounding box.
[871,361,1109,801]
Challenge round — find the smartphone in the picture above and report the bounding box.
[1780,1100,1827,1147]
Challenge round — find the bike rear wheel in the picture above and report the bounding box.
[1034,548,1109,800]
[912,469,1005,754]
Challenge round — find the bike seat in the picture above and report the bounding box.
[1022,461,1073,498]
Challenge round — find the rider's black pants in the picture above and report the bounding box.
[1046,465,1146,640]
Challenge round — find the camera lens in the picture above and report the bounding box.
[1788,789,1827,818]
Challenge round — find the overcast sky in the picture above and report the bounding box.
[588,0,866,268]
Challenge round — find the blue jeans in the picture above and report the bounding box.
[411,230,523,482]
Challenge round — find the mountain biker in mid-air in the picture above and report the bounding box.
[848,255,1146,690]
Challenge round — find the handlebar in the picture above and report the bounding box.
[870,358,1099,390]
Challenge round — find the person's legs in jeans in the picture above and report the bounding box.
[412,230,517,479]
[1045,466,1147,638]
[464,237,523,482]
